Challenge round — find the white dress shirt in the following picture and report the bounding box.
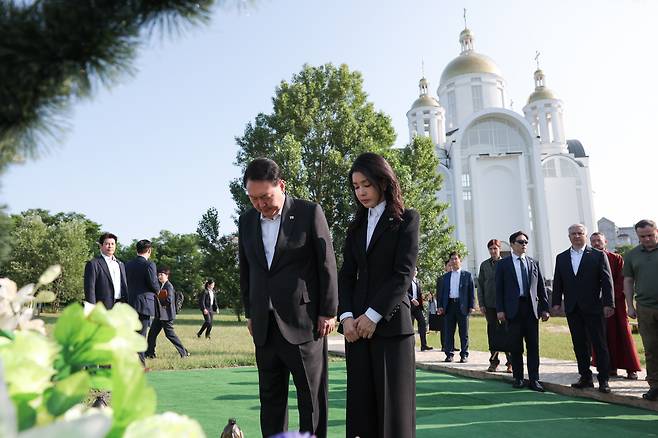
[570,246,585,275]
[513,254,528,296]
[260,211,282,269]
[101,253,122,300]
[449,270,461,298]
[340,200,387,324]
[411,280,418,300]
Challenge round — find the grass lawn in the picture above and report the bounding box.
[148,360,658,438]
[41,309,646,369]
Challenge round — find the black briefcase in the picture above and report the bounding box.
[491,321,521,353]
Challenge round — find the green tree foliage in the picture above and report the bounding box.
[230,63,396,255]
[197,207,241,319]
[6,213,91,308]
[0,205,12,272]
[19,208,101,254]
[0,0,214,173]
[150,230,204,308]
[395,136,466,287]
[614,243,634,258]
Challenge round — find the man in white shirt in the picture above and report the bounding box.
[437,252,475,363]
[553,224,614,394]
[83,232,128,310]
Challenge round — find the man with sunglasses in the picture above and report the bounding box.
[553,224,614,394]
[495,231,550,392]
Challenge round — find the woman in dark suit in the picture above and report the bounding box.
[338,152,420,438]
[197,278,217,339]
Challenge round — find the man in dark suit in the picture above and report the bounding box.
[438,252,475,363]
[125,239,160,366]
[553,223,615,393]
[83,232,128,309]
[409,267,432,351]
[495,230,550,392]
[145,267,189,359]
[239,158,338,438]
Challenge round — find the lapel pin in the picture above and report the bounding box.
[289,215,295,220]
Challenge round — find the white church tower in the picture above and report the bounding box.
[406,77,446,147]
[523,67,567,155]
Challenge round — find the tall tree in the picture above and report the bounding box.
[396,136,466,287]
[0,0,215,173]
[150,230,204,307]
[0,206,12,272]
[197,207,241,319]
[19,208,101,254]
[230,63,396,255]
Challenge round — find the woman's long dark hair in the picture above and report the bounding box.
[348,152,405,233]
[204,279,215,290]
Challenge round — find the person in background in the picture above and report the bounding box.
[409,267,432,351]
[197,278,217,339]
[145,266,189,359]
[590,232,641,380]
[83,232,128,309]
[478,239,511,373]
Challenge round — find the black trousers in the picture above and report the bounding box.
[444,299,469,357]
[509,298,540,381]
[566,306,610,382]
[197,311,214,337]
[345,334,415,438]
[255,314,328,438]
[410,304,429,348]
[146,319,187,357]
[138,313,151,365]
[485,306,511,365]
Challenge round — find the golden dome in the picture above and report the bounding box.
[440,52,502,85]
[527,87,558,104]
[411,95,440,109]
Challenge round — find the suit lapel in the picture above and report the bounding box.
[97,256,114,291]
[252,211,269,271]
[366,209,393,255]
[577,247,594,278]
[269,196,294,272]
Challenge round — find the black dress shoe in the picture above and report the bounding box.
[145,353,156,359]
[444,355,454,362]
[598,381,611,394]
[512,379,525,389]
[528,380,545,392]
[459,356,468,363]
[420,345,434,351]
[642,387,658,401]
[571,378,594,389]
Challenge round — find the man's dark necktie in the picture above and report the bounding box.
[519,257,530,296]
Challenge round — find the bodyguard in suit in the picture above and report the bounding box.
[83,232,128,309]
[409,268,432,351]
[553,224,615,393]
[145,267,189,358]
[125,239,160,365]
[338,152,419,438]
[495,231,550,392]
[438,252,475,363]
[239,158,338,438]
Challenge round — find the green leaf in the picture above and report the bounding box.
[45,371,90,417]
[34,291,56,303]
[15,398,36,431]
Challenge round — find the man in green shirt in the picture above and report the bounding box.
[624,219,658,401]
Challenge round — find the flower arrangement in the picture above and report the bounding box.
[0,266,205,437]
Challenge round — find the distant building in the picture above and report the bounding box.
[597,217,639,251]
[407,26,595,277]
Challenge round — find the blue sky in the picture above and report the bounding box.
[2,0,656,242]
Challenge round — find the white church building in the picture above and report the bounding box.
[406,27,595,277]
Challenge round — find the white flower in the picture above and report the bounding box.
[124,412,206,438]
[37,265,62,286]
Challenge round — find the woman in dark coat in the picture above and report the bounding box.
[338,152,420,438]
[197,278,217,339]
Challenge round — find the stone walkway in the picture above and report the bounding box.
[327,336,658,412]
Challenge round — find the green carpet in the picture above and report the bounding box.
[148,361,658,437]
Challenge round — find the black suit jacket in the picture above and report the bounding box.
[495,255,548,320]
[338,208,419,337]
[239,196,338,347]
[154,281,177,321]
[83,255,128,309]
[407,279,423,308]
[552,246,614,314]
[198,289,218,312]
[125,255,160,317]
